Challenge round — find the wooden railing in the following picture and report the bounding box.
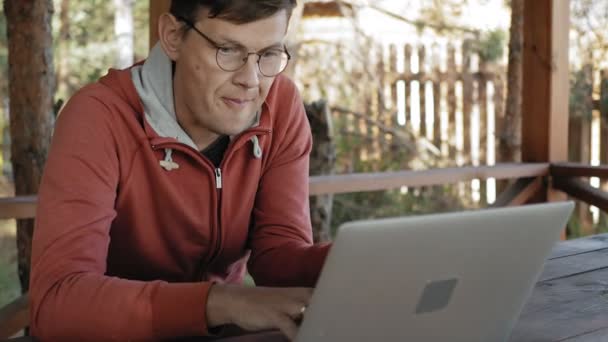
[1,162,606,339]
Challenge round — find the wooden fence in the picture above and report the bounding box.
[297,40,505,205]
[298,41,608,231]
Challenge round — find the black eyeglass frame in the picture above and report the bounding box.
[175,15,292,77]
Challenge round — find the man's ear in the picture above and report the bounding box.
[157,13,184,61]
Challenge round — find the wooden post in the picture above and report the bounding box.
[4,0,55,291]
[462,40,473,164]
[478,62,488,204]
[432,44,442,149]
[404,44,412,133]
[447,44,457,162]
[600,70,608,228]
[569,64,594,234]
[419,45,428,139]
[149,0,170,49]
[376,48,387,151]
[522,0,569,204]
[600,69,608,179]
[387,44,398,138]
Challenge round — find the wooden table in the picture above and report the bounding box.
[215,233,608,341]
[509,232,608,341]
[8,234,608,342]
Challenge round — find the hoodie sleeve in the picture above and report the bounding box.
[247,77,331,287]
[29,89,212,341]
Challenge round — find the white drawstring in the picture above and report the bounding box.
[250,136,262,159]
[159,148,179,171]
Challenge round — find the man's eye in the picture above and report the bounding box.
[262,50,282,58]
[218,47,240,56]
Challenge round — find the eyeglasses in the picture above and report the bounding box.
[176,16,291,77]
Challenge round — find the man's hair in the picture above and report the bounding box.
[170,0,298,25]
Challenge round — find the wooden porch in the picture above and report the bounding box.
[2,0,608,340]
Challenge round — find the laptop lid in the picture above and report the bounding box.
[296,201,574,342]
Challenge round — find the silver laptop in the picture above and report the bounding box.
[296,201,574,342]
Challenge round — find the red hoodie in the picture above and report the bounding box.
[29,66,330,341]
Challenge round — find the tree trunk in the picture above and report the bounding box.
[55,0,70,100]
[114,0,134,68]
[498,0,523,163]
[4,0,55,292]
[149,0,170,49]
[306,100,335,243]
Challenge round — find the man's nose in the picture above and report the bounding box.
[233,54,261,89]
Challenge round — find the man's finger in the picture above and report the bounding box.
[276,314,299,341]
[285,303,307,321]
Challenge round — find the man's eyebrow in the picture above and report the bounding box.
[216,36,283,50]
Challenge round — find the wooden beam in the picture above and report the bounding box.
[0,165,549,219]
[149,0,170,49]
[309,163,549,196]
[522,0,570,163]
[302,2,352,18]
[0,196,37,220]
[551,162,608,179]
[0,294,29,339]
[522,1,570,202]
[553,177,608,213]
[491,177,545,207]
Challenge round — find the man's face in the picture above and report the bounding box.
[172,9,289,145]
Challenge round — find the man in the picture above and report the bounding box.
[29,1,331,340]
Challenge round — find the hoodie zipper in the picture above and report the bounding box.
[150,127,271,280]
[202,128,271,275]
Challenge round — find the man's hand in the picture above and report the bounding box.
[206,284,312,340]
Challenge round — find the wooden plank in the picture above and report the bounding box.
[562,327,608,341]
[511,267,608,342]
[309,163,549,195]
[462,40,473,163]
[538,248,608,282]
[149,0,170,49]
[491,177,544,207]
[447,44,457,161]
[0,196,37,220]
[302,1,353,18]
[551,163,608,179]
[522,0,570,209]
[553,177,608,213]
[521,0,570,164]
[419,45,427,139]
[0,294,29,339]
[432,80,442,147]
[549,233,608,259]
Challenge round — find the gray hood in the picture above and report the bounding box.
[130,43,198,150]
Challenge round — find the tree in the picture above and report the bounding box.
[114,0,134,68]
[3,0,55,291]
[55,0,71,102]
[497,0,523,164]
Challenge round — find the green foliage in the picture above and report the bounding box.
[567,212,582,238]
[569,66,594,120]
[0,222,19,307]
[331,185,464,236]
[0,258,19,307]
[475,29,506,63]
[52,0,149,100]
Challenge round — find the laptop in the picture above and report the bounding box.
[296,201,574,342]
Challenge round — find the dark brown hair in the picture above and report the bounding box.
[170,0,297,25]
